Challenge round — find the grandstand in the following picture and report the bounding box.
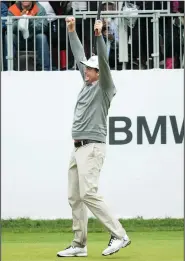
[1,1,184,71]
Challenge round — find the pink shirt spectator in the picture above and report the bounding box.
[172,1,179,13]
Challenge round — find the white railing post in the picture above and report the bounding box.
[6,16,14,71]
[152,13,160,68]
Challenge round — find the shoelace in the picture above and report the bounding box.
[108,236,117,246]
[65,246,74,250]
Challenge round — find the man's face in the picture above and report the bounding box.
[84,67,99,83]
[21,1,32,9]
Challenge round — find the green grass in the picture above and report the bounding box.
[2,231,183,261]
[2,218,184,260]
[2,218,184,232]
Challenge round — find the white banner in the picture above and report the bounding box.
[1,70,184,219]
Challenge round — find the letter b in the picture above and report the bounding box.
[109,117,132,145]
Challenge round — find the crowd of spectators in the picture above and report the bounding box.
[1,1,184,71]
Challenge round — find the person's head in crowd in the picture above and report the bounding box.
[21,1,34,9]
[9,1,45,16]
[102,1,116,11]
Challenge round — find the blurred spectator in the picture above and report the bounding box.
[102,2,119,56]
[48,1,73,69]
[39,2,57,22]
[72,1,98,59]
[1,0,184,71]
[3,1,14,8]
[160,1,184,68]
[102,1,122,69]
[72,1,88,58]
[1,2,8,31]
[7,1,50,70]
[1,1,8,71]
[124,1,157,69]
[72,1,87,11]
[39,1,57,70]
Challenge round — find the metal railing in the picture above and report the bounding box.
[72,1,171,13]
[1,12,184,71]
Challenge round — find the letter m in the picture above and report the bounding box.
[137,116,166,144]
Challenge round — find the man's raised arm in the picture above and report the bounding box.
[95,20,116,98]
[66,16,87,80]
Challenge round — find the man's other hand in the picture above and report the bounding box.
[65,16,75,32]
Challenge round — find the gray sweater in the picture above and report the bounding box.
[69,31,116,143]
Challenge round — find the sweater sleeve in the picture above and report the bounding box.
[68,31,87,80]
[97,34,116,100]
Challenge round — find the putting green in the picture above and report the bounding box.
[2,231,183,261]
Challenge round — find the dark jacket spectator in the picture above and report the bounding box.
[2,1,13,8]
[178,1,184,13]
[1,2,8,31]
[1,2,8,71]
[49,1,72,15]
[89,1,98,11]
[47,1,73,70]
[160,1,183,68]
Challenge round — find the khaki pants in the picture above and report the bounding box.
[68,143,126,247]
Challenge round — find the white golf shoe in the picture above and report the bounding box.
[102,235,131,256]
[122,234,131,248]
[57,246,87,257]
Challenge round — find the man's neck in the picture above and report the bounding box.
[85,80,98,86]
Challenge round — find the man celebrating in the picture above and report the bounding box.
[57,17,131,258]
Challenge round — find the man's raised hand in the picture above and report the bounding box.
[66,16,75,32]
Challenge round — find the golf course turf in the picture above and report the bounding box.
[2,218,183,261]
